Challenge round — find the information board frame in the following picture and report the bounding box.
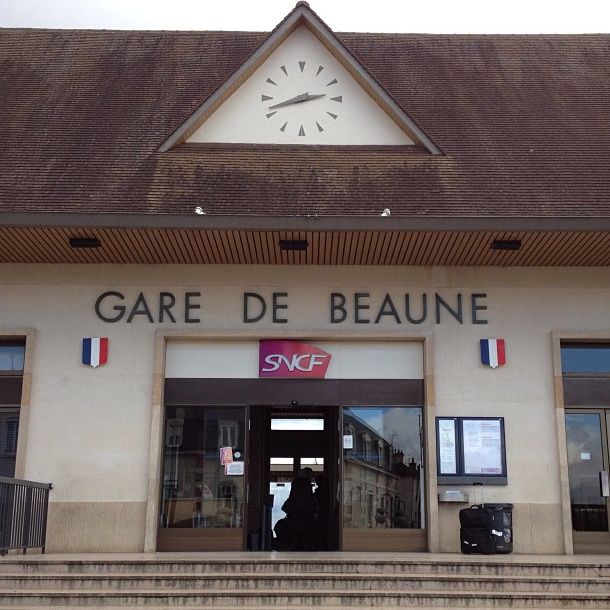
[436,416,507,485]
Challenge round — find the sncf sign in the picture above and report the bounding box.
[259,340,331,379]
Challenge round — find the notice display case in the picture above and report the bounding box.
[436,417,507,485]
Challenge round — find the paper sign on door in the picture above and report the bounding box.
[225,461,245,476]
[220,447,233,465]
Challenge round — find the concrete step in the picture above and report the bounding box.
[1,588,610,608]
[1,558,608,577]
[14,605,580,610]
[0,572,609,593]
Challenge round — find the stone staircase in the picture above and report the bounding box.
[0,553,609,608]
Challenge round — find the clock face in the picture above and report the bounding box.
[260,61,343,138]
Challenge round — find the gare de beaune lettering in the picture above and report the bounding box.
[93,290,490,325]
[1,1,610,562]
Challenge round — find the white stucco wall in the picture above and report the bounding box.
[1,264,609,550]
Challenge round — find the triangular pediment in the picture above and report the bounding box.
[161,3,440,152]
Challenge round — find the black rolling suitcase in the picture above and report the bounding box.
[459,504,514,554]
[483,503,513,554]
[459,505,495,554]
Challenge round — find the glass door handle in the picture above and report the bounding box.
[600,471,610,498]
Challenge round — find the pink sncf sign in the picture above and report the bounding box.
[259,340,331,379]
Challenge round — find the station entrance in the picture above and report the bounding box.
[247,406,340,551]
[561,342,610,554]
[157,340,426,552]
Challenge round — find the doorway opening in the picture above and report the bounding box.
[248,406,340,551]
[565,409,610,554]
[561,342,610,554]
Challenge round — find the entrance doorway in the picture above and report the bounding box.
[565,409,610,553]
[159,366,427,552]
[247,406,340,551]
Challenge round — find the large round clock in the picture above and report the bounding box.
[260,60,343,138]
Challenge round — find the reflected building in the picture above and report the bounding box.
[161,407,245,531]
[343,408,423,530]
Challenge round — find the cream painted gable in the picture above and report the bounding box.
[187,25,414,146]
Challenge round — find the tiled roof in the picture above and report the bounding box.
[1,28,609,219]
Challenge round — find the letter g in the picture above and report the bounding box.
[95,291,126,323]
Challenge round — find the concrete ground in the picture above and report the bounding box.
[2,551,610,563]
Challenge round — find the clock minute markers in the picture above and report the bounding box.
[261,64,341,136]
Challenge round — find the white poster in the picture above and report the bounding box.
[225,461,245,476]
[438,419,457,475]
[462,419,503,475]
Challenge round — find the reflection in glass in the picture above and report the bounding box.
[343,406,424,529]
[0,345,25,373]
[561,345,610,374]
[160,406,245,529]
[0,411,19,477]
[565,412,609,532]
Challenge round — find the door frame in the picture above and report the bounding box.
[160,378,422,552]
[564,408,610,553]
[144,330,437,553]
[552,332,610,555]
[248,404,341,550]
[0,329,35,480]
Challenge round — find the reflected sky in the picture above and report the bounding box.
[344,407,422,464]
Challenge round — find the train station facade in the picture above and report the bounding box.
[1,4,610,555]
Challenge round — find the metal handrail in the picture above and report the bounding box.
[0,476,52,555]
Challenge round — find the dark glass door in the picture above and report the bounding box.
[565,410,610,553]
[247,406,339,551]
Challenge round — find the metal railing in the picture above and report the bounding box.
[0,476,52,555]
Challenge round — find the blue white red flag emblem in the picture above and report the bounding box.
[82,337,109,368]
[480,339,506,368]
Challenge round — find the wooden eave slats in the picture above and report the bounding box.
[0,228,609,266]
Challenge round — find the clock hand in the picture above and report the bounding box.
[268,92,327,109]
[268,92,309,109]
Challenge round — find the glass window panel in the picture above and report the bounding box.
[271,418,324,431]
[561,345,610,374]
[300,457,324,465]
[160,406,246,529]
[0,345,25,373]
[270,457,294,472]
[301,457,324,472]
[0,411,19,477]
[565,412,609,532]
[343,406,424,530]
[270,457,294,465]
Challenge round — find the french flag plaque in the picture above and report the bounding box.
[480,338,506,369]
[82,337,109,368]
